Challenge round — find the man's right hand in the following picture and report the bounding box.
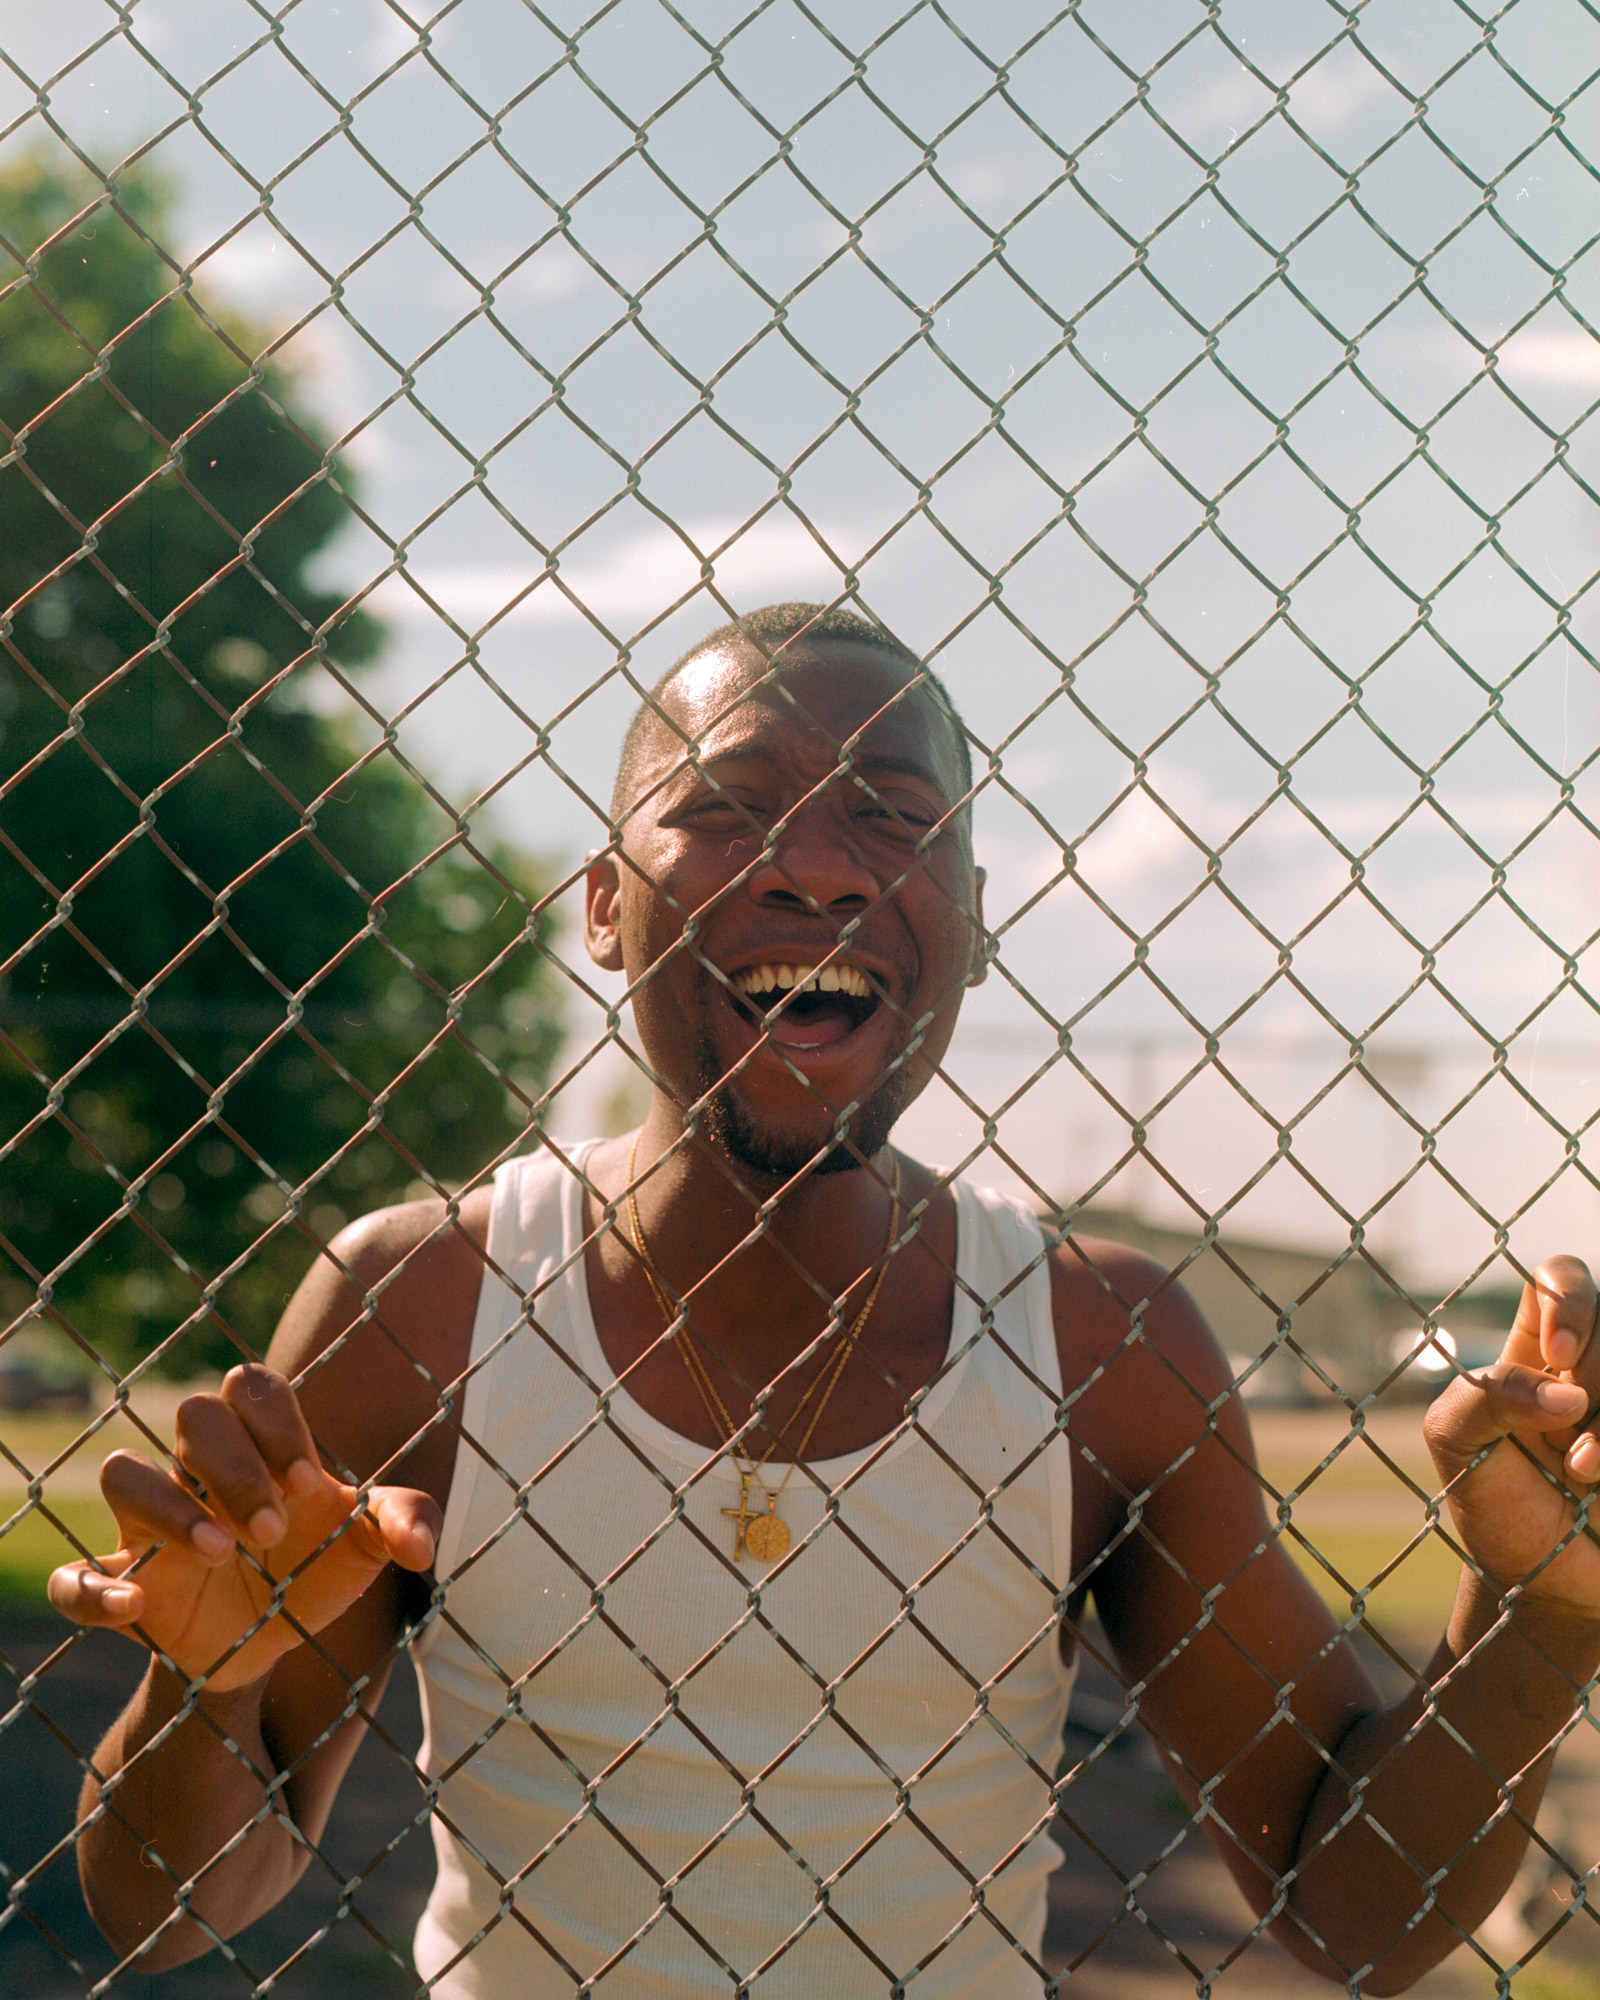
[48,1363,441,1694]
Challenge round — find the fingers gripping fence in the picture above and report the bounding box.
[1,0,1599,1994]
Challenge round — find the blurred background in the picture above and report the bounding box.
[2,0,1599,1992]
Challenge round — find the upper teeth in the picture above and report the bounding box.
[733,963,872,999]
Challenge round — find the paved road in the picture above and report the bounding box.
[0,1611,435,1999]
[5,1606,1596,1999]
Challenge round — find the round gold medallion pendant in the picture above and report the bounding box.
[744,1510,790,1562]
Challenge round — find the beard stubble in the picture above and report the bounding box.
[687,1028,914,1182]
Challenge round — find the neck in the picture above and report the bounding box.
[614,1108,903,1367]
[583,1110,956,1468]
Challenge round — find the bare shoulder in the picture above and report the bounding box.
[262,1186,494,1508]
[1046,1232,1233,1407]
[1045,1231,1254,1573]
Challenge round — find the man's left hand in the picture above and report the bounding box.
[1425,1254,1600,1619]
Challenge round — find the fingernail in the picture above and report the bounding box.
[414,1525,436,1563]
[1549,1329,1580,1367]
[284,1457,318,1497]
[1570,1437,1600,1481]
[1537,1379,1588,1415]
[101,1585,138,1613]
[248,1507,286,1546]
[191,1521,232,1560]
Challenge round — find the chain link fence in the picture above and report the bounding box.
[2,0,1599,1993]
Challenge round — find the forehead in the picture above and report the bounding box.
[648,641,962,791]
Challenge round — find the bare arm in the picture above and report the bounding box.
[1289,1257,1600,1988]
[1063,1247,1600,1994]
[73,1572,408,1968]
[53,1194,485,1970]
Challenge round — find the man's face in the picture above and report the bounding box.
[586,640,984,1181]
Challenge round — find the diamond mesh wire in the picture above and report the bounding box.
[1,0,1599,1993]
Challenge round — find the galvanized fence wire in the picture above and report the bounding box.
[1,0,1598,1992]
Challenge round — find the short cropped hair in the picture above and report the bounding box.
[610,602,973,821]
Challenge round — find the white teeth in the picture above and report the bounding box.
[733,961,874,999]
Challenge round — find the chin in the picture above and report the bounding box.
[695,1071,910,1184]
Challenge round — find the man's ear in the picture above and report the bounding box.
[966,865,988,988]
[585,850,625,972]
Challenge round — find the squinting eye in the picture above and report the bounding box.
[858,802,936,831]
[688,796,768,825]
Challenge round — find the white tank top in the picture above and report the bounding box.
[412,1144,1075,1998]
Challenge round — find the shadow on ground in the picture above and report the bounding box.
[2,1610,1592,1997]
[0,1610,433,1999]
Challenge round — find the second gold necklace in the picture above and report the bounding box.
[624,1133,903,1561]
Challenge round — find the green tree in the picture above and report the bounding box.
[0,154,561,1376]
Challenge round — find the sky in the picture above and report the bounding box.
[4,0,1599,1297]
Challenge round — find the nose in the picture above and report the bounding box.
[743,798,879,921]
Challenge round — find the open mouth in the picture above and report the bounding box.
[728,961,883,1049]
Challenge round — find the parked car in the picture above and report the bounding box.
[0,1349,93,1413]
[1386,1326,1504,1401]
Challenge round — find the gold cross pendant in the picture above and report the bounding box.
[721,1470,760,1560]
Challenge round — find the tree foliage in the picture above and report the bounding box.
[0,155,561,1376]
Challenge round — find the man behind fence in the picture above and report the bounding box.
[51,604,1600,1994]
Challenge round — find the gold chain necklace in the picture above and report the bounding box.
[624,1133,902,1562]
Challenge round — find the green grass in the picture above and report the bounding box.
[0,1492,117,1609]
[1253,1414,1467,1640]
[1280,1521,1464,1631]
[0,1404,172,1610]
[1497,1961,1600,2000]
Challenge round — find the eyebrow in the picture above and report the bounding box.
[678,744,954,799]
[846,751,955,797]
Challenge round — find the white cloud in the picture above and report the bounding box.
[1497,327,1600,386]
[1285,58,1401,135]
[367,515,853,629]
[1365,319,1600,386]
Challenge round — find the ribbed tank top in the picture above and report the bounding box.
[411,1143,1075,1998]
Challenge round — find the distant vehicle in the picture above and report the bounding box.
[1225,1354,1327,1408]
[1387,1326,1504,1401]
[0,1352,92,1413]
